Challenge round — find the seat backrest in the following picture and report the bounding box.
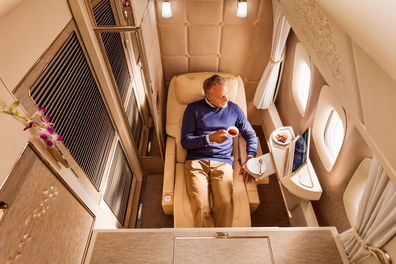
[166,72,247,163]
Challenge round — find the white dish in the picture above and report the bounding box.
[272,132,291,145]
[246,157,266,178]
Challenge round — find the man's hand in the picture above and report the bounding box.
[239,156,253,184]
[209,130,228,144]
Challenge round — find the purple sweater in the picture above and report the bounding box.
[181,99,257,165]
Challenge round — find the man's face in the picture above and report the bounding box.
[206,83,229,108]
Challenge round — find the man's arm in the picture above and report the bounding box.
[180,105,208,150]
[236,107,257,183]
[236,109,257,158]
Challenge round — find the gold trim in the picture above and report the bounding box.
[173,235,275,264]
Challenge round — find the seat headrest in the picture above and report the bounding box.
[174,72,240,105]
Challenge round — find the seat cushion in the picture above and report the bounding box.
[174,72,240,105]
[173,161,251,228]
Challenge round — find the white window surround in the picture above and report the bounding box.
[324,109,345,164]
[343,158,372,227]
[292,43,311,117]
[313,85,346,172]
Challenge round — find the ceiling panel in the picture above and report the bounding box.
[159,25,187,56]
[185,1,223,24]
[189,56,219,72]
[188,25,221,55]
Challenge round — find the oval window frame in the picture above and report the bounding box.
[292,42,311,117]
[313,85,347,172]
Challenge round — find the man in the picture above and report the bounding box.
[181,74,257,227]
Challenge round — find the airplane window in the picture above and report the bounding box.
[292,43,311,117]
[313,85,346,172]
[324,109,344,164]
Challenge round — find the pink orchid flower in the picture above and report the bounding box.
[46,134,63,146]
[23,119,39,131]
[32,107,46,119]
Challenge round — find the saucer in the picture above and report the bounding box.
[244,157,266,179]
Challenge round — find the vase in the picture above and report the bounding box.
[47,145,69,168]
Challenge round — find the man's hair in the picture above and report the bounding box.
[203,75,226,95]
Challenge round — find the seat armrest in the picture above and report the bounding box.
[245,181,260,212]
[239,136,269,184]
[238,136,262,212]
[162,137,176,215]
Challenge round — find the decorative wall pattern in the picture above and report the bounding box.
[293,0,346,85]
[0,144,94,264]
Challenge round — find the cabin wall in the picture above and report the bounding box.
[0,0,119,229]
[275,30,373,233]
[274,0,396,186]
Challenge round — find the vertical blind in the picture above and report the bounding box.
[104,142,133,225]
[93,0,143,148]
[93,0,131,103]
[30,32,115,190]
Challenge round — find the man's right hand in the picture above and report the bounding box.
[209,130,228,144]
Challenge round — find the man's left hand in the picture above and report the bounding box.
[239,156,253,184]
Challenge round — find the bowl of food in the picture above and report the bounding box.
[227,126,239,137]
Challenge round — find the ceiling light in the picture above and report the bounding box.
[237,0,247,18]
[162,0,172,18]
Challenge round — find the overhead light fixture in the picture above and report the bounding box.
[236,0,247,18]
[162,0,172,18]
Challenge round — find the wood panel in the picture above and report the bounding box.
[0,143,94,264]
[86,227,347,264]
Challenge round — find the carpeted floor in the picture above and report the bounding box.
[139,175,174,229]
[137,125,290,228]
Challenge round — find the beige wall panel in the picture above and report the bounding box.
[141,11,153,52]
[244,81,259,102]
[188,25,221,55]
[185,1,223,25]
[315,0,396,83]
[250,22,273,56]
[131,0,148,26]
[243,55,268,81]
[221,25,255,55]
[189,56,218,73]
[156,0,186,25]
[352,42,396,183]
[0,0,24,20]
[162,57,188,82]
[219,55,248,77]
[0,0,72,90]
[156,0,274,120]
[148,1,158,41]
[159,25,187,56]
[223,0,261,25]
[247,102,262,125]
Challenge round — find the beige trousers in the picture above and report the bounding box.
[184,160,233,227]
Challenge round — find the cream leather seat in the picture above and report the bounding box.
[162,72,260,228]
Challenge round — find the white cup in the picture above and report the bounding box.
[227,126,239,137]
